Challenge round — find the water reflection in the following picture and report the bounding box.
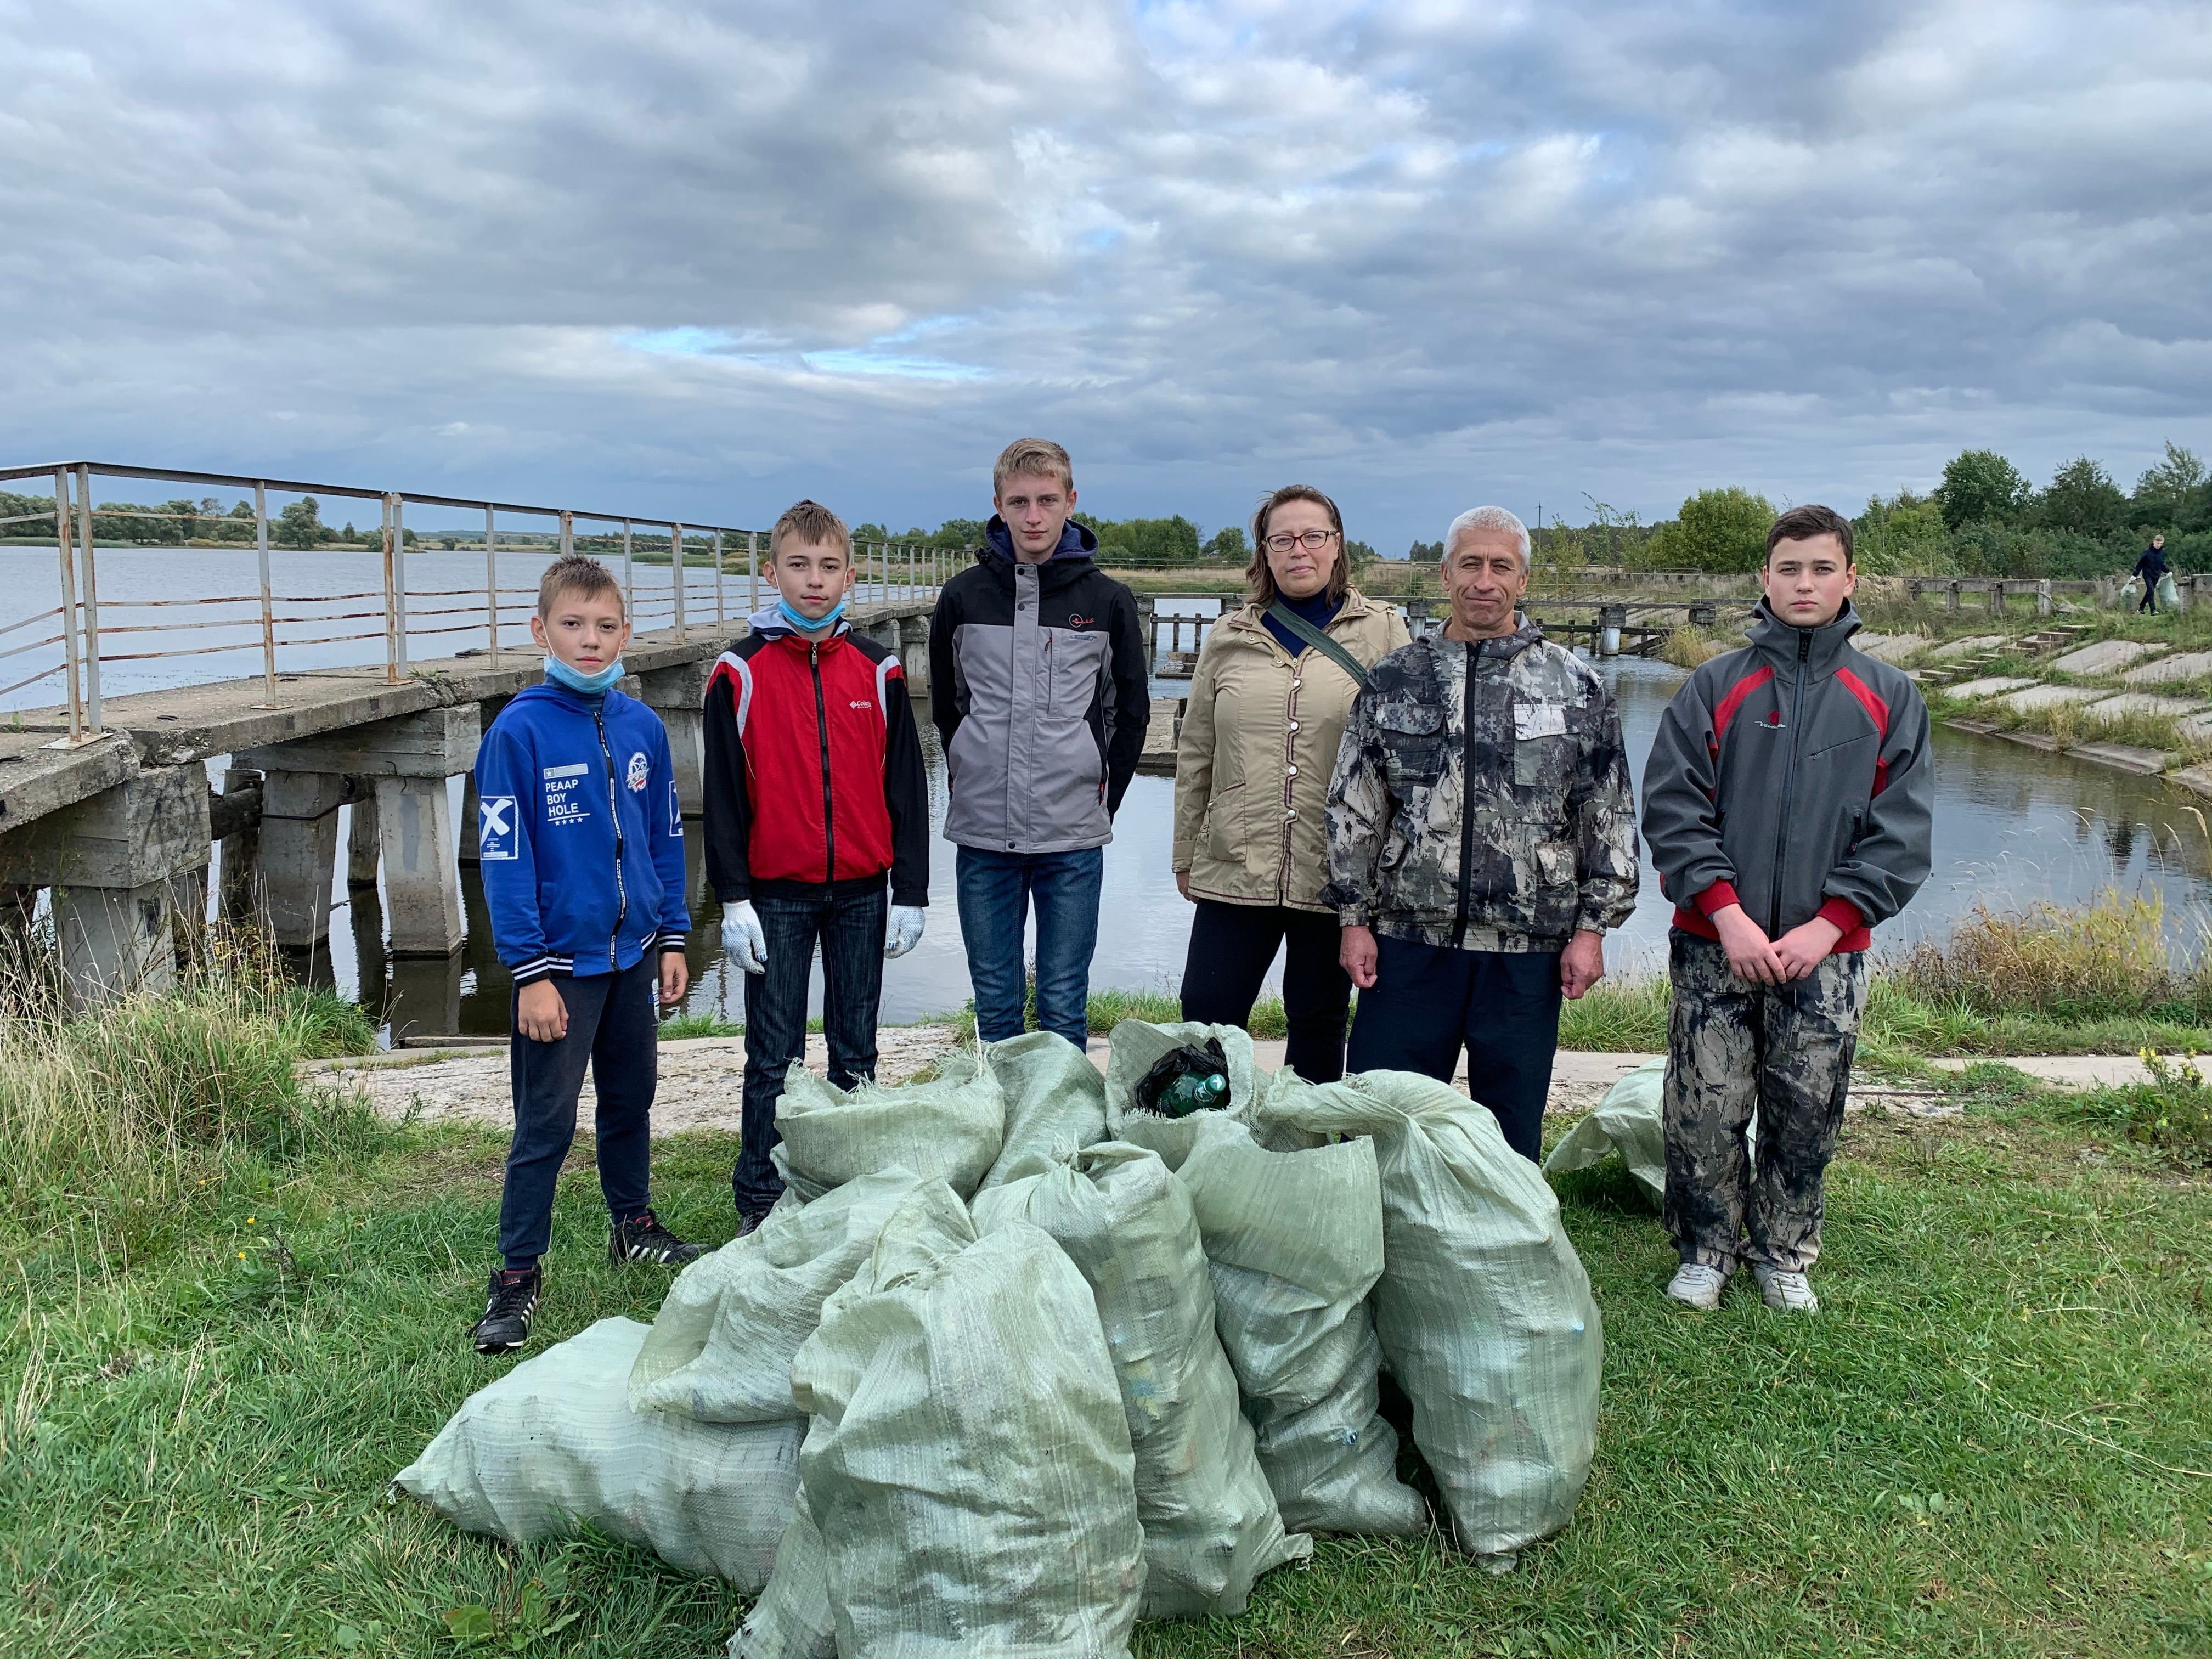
[269,651,2212,1045]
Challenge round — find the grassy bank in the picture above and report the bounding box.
[3,988,2207,1655]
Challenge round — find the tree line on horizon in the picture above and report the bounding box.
[7,438,2202,583]
[1538,440,2208,579]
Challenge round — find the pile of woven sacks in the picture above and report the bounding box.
[394,1020,1604,1657]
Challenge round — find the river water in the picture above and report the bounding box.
[7,554,2207,1040]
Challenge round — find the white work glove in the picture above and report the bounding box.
[721,900,768,975]
[885,904,926,960]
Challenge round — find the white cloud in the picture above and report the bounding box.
[1,0,2207,548]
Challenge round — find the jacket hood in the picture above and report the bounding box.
[744,602,853,642]
[1744,597,1862,676]
[984,514,1097,567]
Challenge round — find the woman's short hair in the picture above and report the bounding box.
[1246,485,1352,609]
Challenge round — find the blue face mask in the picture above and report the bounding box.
[544,654,625,695]
[778,596,846,633]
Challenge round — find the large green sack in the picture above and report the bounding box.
[1101,1019,1260,1130]
[1257,1070,1604,1558]
[978,1030,1108,1189]
[1119,1111,1429,1538]
[1542,1058,1667,1206]
[973,1142,1310,1616]
[630,1168,928,1422]
[728,1449,835,1659]
[791,1185,1145,1657]
[394,1318,799,1591]
[771,1050,1005,1203]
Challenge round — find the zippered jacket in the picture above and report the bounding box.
[1322,620,1641,951]
[475,681,690,984]
[1640,599,1933,950]
[700,607,929,906]
[928,518,1151,853]
[1173,590,1409,911]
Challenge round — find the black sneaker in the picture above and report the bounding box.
[472,1266,541,1355]
[733,1205,773,1240]
[610,1209,709,1265]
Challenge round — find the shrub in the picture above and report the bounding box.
[1886,891,2181,1020]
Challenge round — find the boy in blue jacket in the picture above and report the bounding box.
[468,555,705,1355]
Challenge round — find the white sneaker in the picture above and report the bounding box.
[1664,1263,1729,1310]
[1752,1263,1819,1313]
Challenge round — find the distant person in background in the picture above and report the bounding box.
[2136,532,2169,613]
[1641,505,1933,1316]
[929,439,1150,1049]
[1172,486,1408,1081]
[1324,506,1640,1159]
[703,501,929,1234]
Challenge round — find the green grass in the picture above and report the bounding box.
[5,1046,2208,1656]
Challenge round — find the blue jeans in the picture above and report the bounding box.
[499,953,659,1269]
[733,882,888,1218]
[1346,934,1563,1162]
[955,845,1103,1048]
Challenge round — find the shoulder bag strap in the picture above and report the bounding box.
[1265,600,1369,688]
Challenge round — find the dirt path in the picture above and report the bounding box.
[310,1028,2143,1137]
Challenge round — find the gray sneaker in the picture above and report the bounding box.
[1664,1262,1729,1310]
[1752,1263,1819,1313]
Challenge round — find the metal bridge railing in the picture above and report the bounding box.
[0,461,957,747]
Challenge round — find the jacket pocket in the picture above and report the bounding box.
[1374,702,1444,792]
[1512,698,1574,789]
[1203,781,1248,865]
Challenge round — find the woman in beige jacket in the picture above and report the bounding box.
[1173,485,1410,1079]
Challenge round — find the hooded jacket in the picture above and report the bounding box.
[928,517,1151,853]
[474,680,690,984]
[1640,599,1933,950]
[1173,589,1409,911]
[1322,619,1640,951]
[701,606,929,906]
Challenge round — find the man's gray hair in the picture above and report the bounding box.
[1443,506,1532,571]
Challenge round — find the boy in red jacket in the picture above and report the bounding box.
[702,501,930,1231]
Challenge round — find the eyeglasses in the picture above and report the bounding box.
[1265,529,1338,554]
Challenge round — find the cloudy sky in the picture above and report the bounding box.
[4,0,2208,551]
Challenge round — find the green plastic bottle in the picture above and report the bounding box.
[1156,1068,1228,1118]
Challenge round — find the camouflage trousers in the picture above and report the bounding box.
[1661,931,1868,1274]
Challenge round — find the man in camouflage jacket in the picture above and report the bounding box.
[1641,505,1933,1316]
[1324,506,1640,1160]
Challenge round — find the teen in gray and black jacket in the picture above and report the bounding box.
[1641,504,1933,1317]
[928,438,1150,1050]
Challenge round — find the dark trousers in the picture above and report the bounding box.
[2141,585,2159,613]
[1346,934,1564,1161]
[499,954,660,1269]
[734,883,888,1218]
[1178,899,1351,1082]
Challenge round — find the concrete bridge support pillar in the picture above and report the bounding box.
[899,614,932,694]
[1599,603,1627,656]
[216,769,264,922]
[346,792,381,887]
[2036,579,2052,617]
[240,704,480,953]
[633,662,710,817]
[258,771,347,947]
[1945,582,1961,614]
[0,764,210,1007]
[375,776,464,956]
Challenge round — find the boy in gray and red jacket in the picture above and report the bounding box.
[1640,504,1933,1315]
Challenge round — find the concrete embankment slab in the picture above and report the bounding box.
[2122,650,2212,686]
[1943,676,2036,701]
[2084,692,2205,719]
[2001,684,2101,712]
[1928,635,2007,661]
[2051,639,2166,675]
